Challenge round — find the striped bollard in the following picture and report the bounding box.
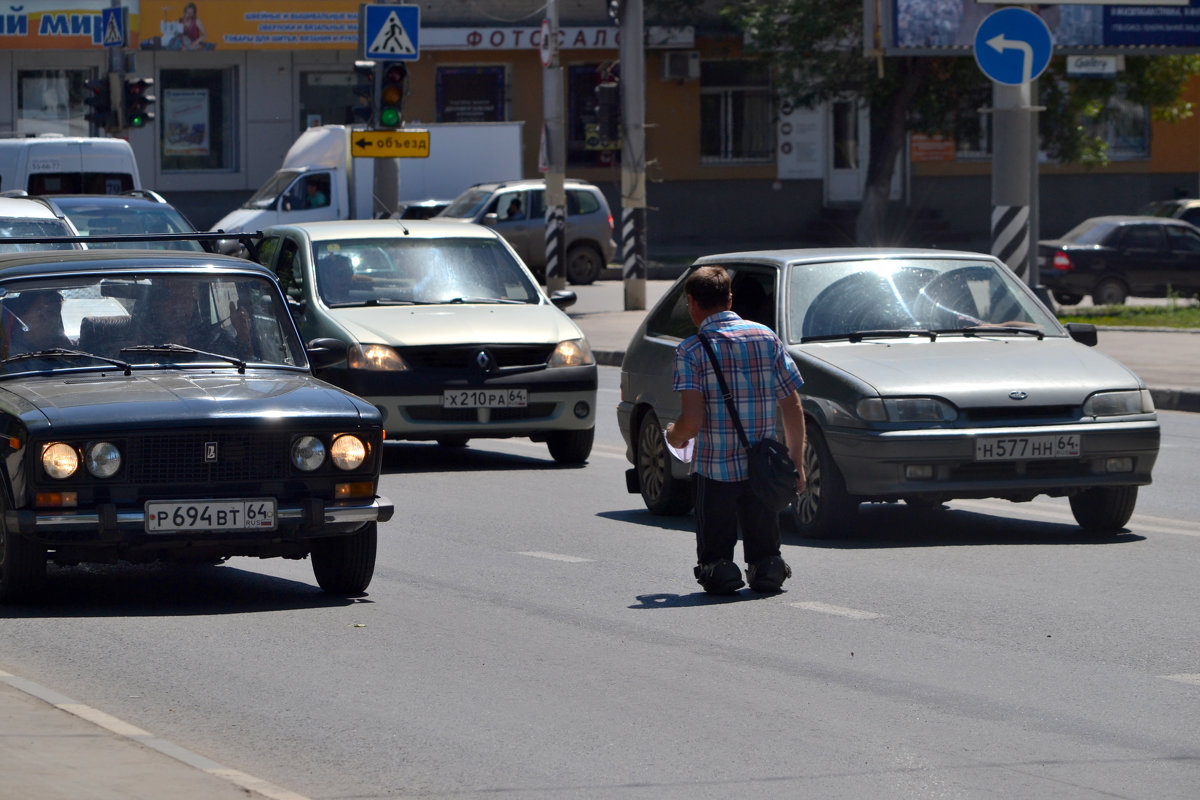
[544,205,565,284]
[621,205,645,281]
[991,205,1029,278]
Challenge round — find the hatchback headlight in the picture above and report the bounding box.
[42,442,79,479]
[857,397,957,423]
[549,338,595,368]
[1083,389,1153,416]
[348,344,410,371]
[292,435,326,471]
[86,442,122,478]
[330,434,367,471]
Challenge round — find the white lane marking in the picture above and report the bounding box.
[518,551,594,563]
[0,669,313,800]
[789,601,884,620]
[1160,674,1200,686]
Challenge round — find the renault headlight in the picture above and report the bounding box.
[857,397,957,423]
[1083,389,1153,417]
[348,344,410,371]
[548,338,595,368]
[330,434,367,471]
[42,442,79,479]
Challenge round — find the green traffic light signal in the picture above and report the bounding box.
[123,77,156,128]
[378,64,407,130]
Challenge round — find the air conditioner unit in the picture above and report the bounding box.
[662,50,699,81]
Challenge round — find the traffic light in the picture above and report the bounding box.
[378,63,407,129]
[352,60,375,125]
[83,75,113,130]
[123,77,156,128]
[595,81,620,144]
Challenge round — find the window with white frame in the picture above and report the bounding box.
[700,59,773,163]
[17,68,91,136]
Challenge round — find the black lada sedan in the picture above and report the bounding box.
[0,248,393,602]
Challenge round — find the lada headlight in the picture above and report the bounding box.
[348,344,410,371]
[292,435,326,471]
[86,442,121,478]
[1083,389,1154,416]
[857,397,957,423]
[330,434,367,471]
[549,338,595,368]
[42,442,79,479]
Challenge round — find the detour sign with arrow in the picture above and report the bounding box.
[351,130,430,158]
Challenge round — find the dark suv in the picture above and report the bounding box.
[437,179,616,285]
[0,244,393,602]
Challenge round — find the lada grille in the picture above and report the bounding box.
[124,431,291,484]
[400,345,557,370]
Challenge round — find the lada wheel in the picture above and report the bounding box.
[791,425,856,538]
[0,511,46,603]
[565,244,603,285]
[1091,279,1128,306]
[1069,486,1138,532]
[311,522,377,595]
[547,427,594,464]
[635,410,693,516]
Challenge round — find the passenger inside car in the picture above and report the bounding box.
[2,289,71,356]
[318,254,355,304]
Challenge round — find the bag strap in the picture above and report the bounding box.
[697,333,751,451]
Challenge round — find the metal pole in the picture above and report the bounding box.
[991,82,1032,282]
[543,0,567,291]
[619,0,646,310]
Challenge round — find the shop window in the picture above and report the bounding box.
[16,68,91,136]
[436,67,507,122]
[700,60,773,163]
[567,63,619,168]
[299,70,358,131]
[159,67,237,172]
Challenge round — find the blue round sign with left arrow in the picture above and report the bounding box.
[974,8,1053,86]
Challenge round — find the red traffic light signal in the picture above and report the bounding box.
[123,77,156,128]
[84,75,113,129]
[378,64,407,129]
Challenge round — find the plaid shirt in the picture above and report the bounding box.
[673,311,804,481]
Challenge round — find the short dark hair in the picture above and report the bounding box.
[685,265,731,311]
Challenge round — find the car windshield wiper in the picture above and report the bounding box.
[955,325,1045,340]
[1,348,132,375]
[847,329,938,343]
[443,296,528,305]
[120,343,247,373]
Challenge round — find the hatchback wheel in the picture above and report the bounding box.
[565,244,604,285]
[547,427,594,464]
[636,411,693,515]
[1069,486,1137,531]
[790,426,856,538]
[1091,279,1128,306]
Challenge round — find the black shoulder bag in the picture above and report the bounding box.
[697,334,799,512]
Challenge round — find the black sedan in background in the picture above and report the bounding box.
[42,190,204,251]
[1037,215,1200,305]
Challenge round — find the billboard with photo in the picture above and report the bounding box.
[876,0,1200,54]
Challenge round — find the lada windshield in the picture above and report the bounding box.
[790,258,1062,342]
[312,237,540,306]
[0,272,307,374]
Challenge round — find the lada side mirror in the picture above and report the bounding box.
[1064,322,1098,347]
[306,337,348,369]
[549,289,577,310]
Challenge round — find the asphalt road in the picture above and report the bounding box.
[1,369,1198,800]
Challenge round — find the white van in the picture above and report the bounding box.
[0,135,141,195]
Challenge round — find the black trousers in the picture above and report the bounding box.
[694,474,782,566]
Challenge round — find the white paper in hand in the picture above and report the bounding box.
[664,431,694,463]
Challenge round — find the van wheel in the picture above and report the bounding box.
[636,411,693,516]
[565,244,603,285]
[1092,279,1128,306]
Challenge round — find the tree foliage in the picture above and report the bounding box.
[653,0,1200,242]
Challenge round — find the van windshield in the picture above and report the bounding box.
[246,171,303,208]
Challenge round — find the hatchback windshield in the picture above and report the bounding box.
[0,218,78,252]
[312,237,540,306]
[790,259,1061,341]
[0,272,306,374]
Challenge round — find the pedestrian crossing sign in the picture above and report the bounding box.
[101,7,125,48]
[360,3,420,61]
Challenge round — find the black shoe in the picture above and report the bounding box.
[747,556,791,593]
[694,559,744,594]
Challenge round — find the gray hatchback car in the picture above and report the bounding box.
[617,248,1161,537]
[437,178,616,285]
